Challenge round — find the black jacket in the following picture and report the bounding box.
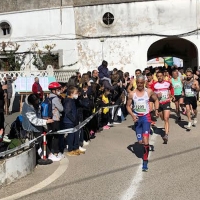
[0,84,4,113]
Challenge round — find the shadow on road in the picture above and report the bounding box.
[127,142,155,159]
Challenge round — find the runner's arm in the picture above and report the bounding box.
[148,89,159,109]
[169,82,175,98]
[126,92,137,120]
[193,80,200,92]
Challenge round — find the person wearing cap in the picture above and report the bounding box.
[47,82,64,159]
[32,77,44,101]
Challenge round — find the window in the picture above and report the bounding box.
[102,12,114,26]
[0,22,11,36]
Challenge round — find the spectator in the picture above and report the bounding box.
[47,82,64,158]
[32,77,44,101]
[7,76,14,115]
[0,129,3,143]
[112,68,118,75]
[63,86,85,156]
[90,70,99,83]
[98,60,112,85]
[21,93,60,161]
[101,88,111,130]
[0,82,5,133]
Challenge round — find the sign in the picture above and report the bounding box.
[15,76,56,92]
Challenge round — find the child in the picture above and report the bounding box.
[63,86,84,156]
[47,82,64,158]
[98,60,112,85]
[101,88,111,130]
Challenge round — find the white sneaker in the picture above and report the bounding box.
[3,136,11,143]
[57,152,65,159]
[37,147,42,156]
[83,141,89,146]
[107,122,114,127]
[193,118,198,125]
[48,154,61,162]
[187,122,192,129]
[79,146,86,152]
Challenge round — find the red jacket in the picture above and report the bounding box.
[32,82,44,99]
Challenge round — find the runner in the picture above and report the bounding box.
[127,69,142,92]
[183,68,199,129]
[146,72,157,127]
[151,71,174,144]
[126,75,159,172]
[171,69,184,122]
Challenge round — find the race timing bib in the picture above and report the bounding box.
[185,89,194,97]
[173,83,181,89]
[160,91,169,102]
[134,101,147,113]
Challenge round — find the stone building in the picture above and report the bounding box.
[0,0,199,74]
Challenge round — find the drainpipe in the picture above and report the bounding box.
[60,0,63,25]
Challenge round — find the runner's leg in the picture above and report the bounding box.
[142,119,151,171]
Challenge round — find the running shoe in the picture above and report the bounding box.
[150,127,154,135]
[187,122,192,129]
[193,118,198,125]
[3,136,11,143]
[79,146,86,152]
[182,108,186,115]
[48,154,61,161]
[83,141,89,146]
[142,161,148,172]
[57,152,65,159]
[107,122,114,127]
[103,125,110,130]
[162,134,168,144]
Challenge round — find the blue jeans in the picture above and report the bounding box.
[63,123,79,152]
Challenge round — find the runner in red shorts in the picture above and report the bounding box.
[151,71,174,144]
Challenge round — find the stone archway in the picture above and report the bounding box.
[147,38,198,70]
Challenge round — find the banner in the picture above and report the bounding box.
[15,76,56,92]
[164,57,173,67]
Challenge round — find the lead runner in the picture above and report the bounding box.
[126,75,159,172]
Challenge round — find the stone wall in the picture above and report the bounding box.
[0,0,73,13]
[0,0,152,13]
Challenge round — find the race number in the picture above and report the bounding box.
[185,89,194,97]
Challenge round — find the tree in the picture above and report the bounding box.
[31,43,59,70]
[0,41,26,71]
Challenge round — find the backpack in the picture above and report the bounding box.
[41,97,55,119]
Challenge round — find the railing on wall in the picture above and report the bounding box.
[0,66,78,83]
[54,69,78,82]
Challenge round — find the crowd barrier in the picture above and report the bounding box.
[0,105,119,158]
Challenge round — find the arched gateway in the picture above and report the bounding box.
[147,38,198,70]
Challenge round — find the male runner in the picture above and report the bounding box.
[151,71,174,144]
[183,68,199,129]
[127,69,142,92]
[126,75,159,172]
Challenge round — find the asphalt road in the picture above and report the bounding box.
[1,107,200,200]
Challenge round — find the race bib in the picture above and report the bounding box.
[174,83,181,89]
[160,91,169,102]
[134,101,147,113]
[185,89,194,97]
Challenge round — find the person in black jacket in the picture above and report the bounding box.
[63,86,85,156]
